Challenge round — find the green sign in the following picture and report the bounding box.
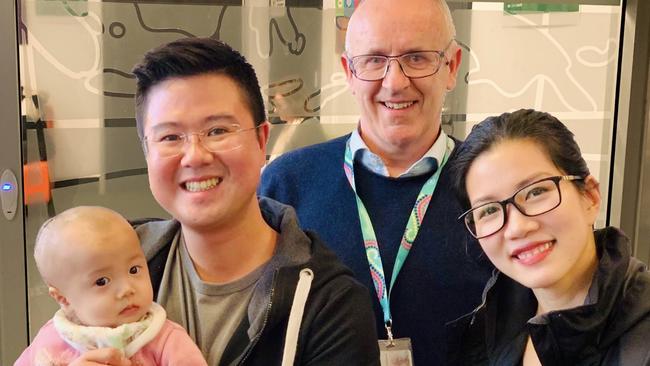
[505,4,579,14]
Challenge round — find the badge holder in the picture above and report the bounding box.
[378,322,414,366]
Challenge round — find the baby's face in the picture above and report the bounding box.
[55,222,153,327]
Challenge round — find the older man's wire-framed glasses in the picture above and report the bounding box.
[346,39,454,81]
[142,124,262,157]
[458,175,585,239]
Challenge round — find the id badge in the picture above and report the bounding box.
[378,338,414,366]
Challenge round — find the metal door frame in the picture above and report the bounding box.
[610,0,650,262]
[0,0,27,363]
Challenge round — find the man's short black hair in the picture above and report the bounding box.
[132,37,266,140]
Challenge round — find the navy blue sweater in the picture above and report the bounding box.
[259,134,493,366]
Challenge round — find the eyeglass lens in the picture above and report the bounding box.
[465,178,562,239]
[146,125,256,157]
[352,52,444,81]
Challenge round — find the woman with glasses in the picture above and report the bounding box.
[446,109,650,365]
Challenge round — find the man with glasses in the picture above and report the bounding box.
[128,37,379,366]
[260,0,492,364]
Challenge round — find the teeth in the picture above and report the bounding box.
[185,178,221,192]
[517,242,553,260]
[384,101,414,110]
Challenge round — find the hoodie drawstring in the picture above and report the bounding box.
[281,268,314,366]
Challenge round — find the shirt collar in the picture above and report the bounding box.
[348,127,451,178]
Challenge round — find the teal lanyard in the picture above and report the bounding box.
[343,137,452,336]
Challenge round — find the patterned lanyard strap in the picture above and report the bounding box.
[343,137,452,337]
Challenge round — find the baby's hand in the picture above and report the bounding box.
[69,348,132,366]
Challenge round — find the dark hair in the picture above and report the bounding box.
[131,37,266,140]
[451,109,591,209]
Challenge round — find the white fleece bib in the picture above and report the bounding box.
[52,302,166,358]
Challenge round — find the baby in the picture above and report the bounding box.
[15,206,207,366]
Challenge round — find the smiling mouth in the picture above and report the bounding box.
[513,241,555,261]
[183,177,222,192]
[383,101,415,110]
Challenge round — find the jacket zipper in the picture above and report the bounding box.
[238,271,278,365]
[470,269,499,325]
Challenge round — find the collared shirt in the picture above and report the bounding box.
[348,127,451,178]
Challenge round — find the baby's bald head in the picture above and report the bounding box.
[34,206,136,287]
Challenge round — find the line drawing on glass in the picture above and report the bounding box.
[576,39,618,68]
[247,5,306,59]
[132,2,229,39]
[23,8,103,95]
[463,13,617,113]
[304,72,348,113]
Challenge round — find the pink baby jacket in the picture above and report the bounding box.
[14,307,206,366]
